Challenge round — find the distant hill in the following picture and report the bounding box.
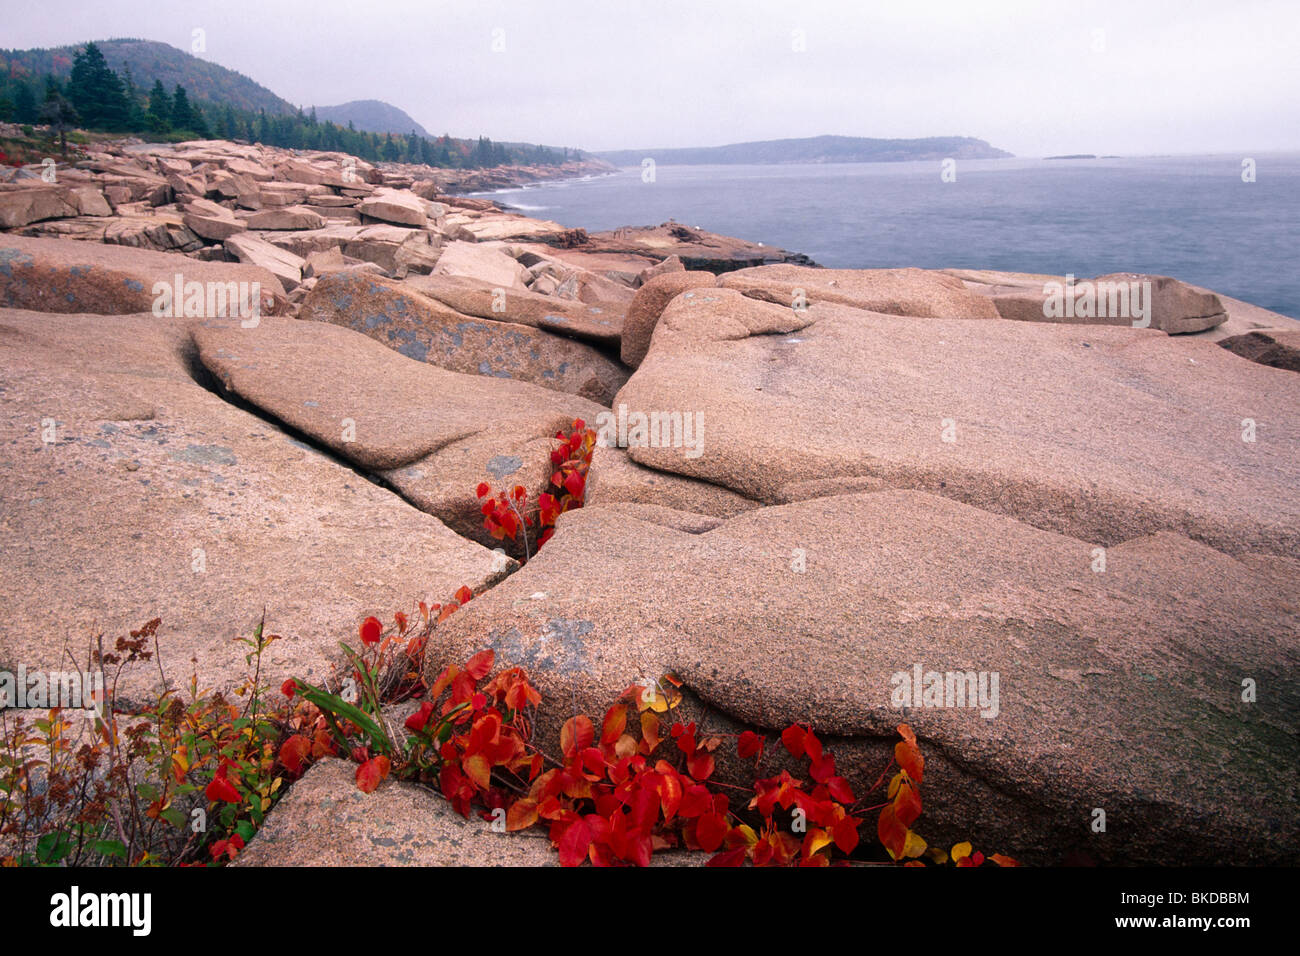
[311,99,430,137]
[0,38,296,114]
[596,134,1013,165]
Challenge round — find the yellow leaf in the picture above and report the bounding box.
[926,846,949,864]
[902,830,927,858]
[951,841,972,862]
[734,824,759,846]
[888,771,906,799]
[806,828,833,856]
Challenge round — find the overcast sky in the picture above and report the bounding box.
[5,0,1298,156]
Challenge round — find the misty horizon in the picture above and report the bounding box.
[4,0,1298,157]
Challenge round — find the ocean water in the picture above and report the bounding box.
[473,155,1300,319]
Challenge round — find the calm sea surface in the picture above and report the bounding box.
[472,155,1300,319]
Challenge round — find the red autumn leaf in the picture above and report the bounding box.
[507,799,539,831]
[687,752,715,781]
[893,777,922,828]
[895,739,925,784]
[737,730,764,759]
[355,755,391,793]
[404,700,434,733]
[696,811,729,852]
[563,470,585,499]
[832,815,860,854]
[781,724,806,758]
[601,704,628,745]
[205,773,240,804]
[359,616,383,646]
[476,482,490,498]
[560,715,595,758]
[639,711,662,753]
[280,678,297,699]
[826,775,855,804]
[556,817,592,867]
[463,753,492,790]
[680,784,712,818]
[990,853,1020,867]
[877,804,908,859]
[707,847,748,867]
[454,585,474,605]
[465,649,495,680]
[278,734,312,776]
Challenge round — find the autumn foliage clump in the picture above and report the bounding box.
[1,587,1018,866]
[285,610,1020,868]
[476,419,595,561]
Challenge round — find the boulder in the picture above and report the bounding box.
[0,234,287,315]
[224,233,306,291]
[455,212,568,242]
[1218,327,1300,372]
[222,157,275,182]
[404,273,624,347]
[236,759,560,866]
[236,758,703,866]
[246,205,327,231]
[718,265,1001,319]
[0,184,113,228]
[433,240,530,290]
[299,271,629,404]
[358,189,428,227]
[621,271,718,367]
[580,221,814,271]
[424,491,1300,864]
[616,289,1300,557]
[0,308,502,703]
[181,198,246,241]
[302,247,348,278]
[192,315,604,547]
[255,223,434,275]
[976,273,1228,334]
[259,181,323,206]
[1097,274,1227,334]
[635,253,685,287]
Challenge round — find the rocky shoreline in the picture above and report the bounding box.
[1,136,1298,866]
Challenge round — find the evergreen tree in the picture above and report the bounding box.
[146,79,171,132]
[13,82,38,124]
[189,102,211,138]
[67,42,130,129]
[170,84,196,131]
[121,65,147,129]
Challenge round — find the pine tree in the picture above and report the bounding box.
[13,82,37,124]
[146,79,171,132]
[67,42,130,129]
[171,85,196,132]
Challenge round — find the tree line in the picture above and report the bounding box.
[0,42,577,169]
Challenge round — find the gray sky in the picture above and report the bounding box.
[5,0,1298,155]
